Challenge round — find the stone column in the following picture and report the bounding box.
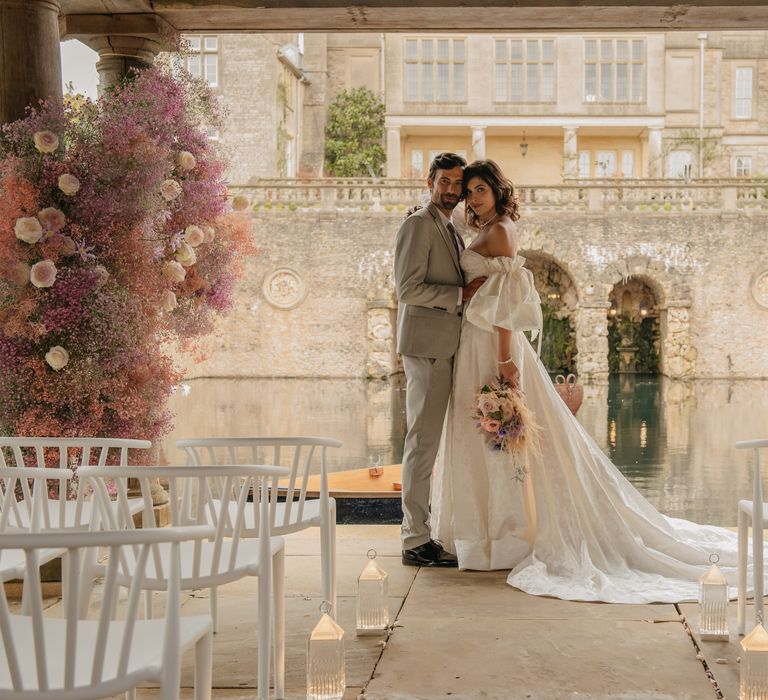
[661,302,697,379]
[647,127,663,178]
[85,35,162,95]
[575,302,610,383]
[562,126,579,179]
[471,126,486,161]
[298,33,326,177]
[386,125,401,178]
[0,0,62,124]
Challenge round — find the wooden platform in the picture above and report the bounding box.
[280,464,403,499]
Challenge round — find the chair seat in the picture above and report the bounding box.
[738,499,768,519]
[0,614,212,692]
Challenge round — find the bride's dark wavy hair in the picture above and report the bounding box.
[463,159,520,226]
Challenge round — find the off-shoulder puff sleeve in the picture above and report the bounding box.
[464,255,544,354]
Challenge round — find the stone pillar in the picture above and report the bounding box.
[85,35,162,95]
[386,126,401,178]
[471,126,486,161]
[647,127,663,178]
[661,302,697,379]
[298,33,326,178]
[0,0,62,124]
[575,302,610,383]
[562,126,579,179]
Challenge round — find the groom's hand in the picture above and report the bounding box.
[462,277,487,301]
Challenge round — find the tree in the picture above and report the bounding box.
[324,88,385,177]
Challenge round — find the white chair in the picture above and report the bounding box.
[0,525,214,700]
[737,438,768,635]
[176,437,341,615]
[79,463,289,700]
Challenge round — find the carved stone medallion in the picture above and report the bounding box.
[262,268,307,310]
[752,270,768,309]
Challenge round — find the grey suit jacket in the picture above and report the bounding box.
[394,203,465,359]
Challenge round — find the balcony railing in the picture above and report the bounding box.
[234,178,768,213]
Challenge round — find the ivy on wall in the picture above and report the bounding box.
[608,313,660,373]
[539,303,577,374]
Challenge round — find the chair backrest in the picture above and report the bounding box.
[0,525,213,698]
[0,466,74,535]
[79,464,289,581]
[175,437,342,529]
[737,439,768,529]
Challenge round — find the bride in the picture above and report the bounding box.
[430,159,741,603]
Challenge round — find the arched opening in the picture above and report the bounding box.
[607,277,661,374]
[521,252,578,374]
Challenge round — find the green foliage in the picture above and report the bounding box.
[539,304,576,374]
[324,88,386,177]
[608,313,659,374]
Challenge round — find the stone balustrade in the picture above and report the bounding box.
[234,178,768,213]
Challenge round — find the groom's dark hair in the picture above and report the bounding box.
[428,152,467,181]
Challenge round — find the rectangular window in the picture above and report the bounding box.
[578,151,591,178]
[667,150,692,178]
[734,156,752,177]
[595,151,617,178]
[185,34,219,88]
[584,38,644,103]
[735,67,753,119]
[404,37,466,102]
[621,150,634,178]
[494,37,556,103]
[411,150,424,176]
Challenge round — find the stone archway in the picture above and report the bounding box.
[607,277,662,373]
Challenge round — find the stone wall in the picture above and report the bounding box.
[178,208,768,381]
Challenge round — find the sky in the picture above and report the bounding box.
[60,40,99,99]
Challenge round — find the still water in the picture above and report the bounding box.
[161,375,768,527]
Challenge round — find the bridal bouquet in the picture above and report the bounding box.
[472,377,542,481]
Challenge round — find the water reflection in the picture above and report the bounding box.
[162,375,768,527]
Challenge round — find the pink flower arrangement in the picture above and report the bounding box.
[0,66,256,451]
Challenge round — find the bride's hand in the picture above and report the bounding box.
[498,360,519,388]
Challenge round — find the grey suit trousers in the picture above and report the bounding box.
[401,354,454,549]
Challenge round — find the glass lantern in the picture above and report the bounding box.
[740,616,768,700]
[307,601,345,700]
[356,548,389,636]
[699,554,729,641]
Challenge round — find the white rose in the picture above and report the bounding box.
[45,345,69,371]
[160,290,178,312]
[160,179,182,201]
[93,265,109,289]
[184,225,205,247]
[231,194,250,211]
[202,226,216,244]
[14,217,43,244]
[30,259,58,288]
[8,262,30,286]
[163,260,186,283]
[33,130,59,153]
[175,241,197,267]
[38,207,66,231]
[58,173,80,196]
[177,151,197,171]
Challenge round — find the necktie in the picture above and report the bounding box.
[446,222,464,257]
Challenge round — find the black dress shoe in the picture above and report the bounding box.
[402,540,458,567]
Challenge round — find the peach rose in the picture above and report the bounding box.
[163,260,186,283]
[14,217,43,244]
[177,151,197,171]
[480,417,501,433]
[33,130,59,153]
[184,225,205,247]
[38,207,66,231]
[175,241,197,267]
[58,173,81,196]
[202,226,216,244]
[160,290,178,312]
[8,262,30,286]
[160,179,182,201]
[45,345,69,371]
[60,236,78,256]
[478,395,500,416]
[30,260,58,288]
[231,194,250,211]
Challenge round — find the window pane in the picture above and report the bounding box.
[187,36,201,51]
[542,63,554,101]
[421,40,433,61]
[527,40,539,61]
[204,36,218,51]
[542,40,555,61]
[616,40,628,60]
[453,63,465,101]
[631,63,644,101]
[621,150,634,177]
[510,64,524,101]
[526,63,538,101]
[510,40,523,60]
[585,40,597,61]
[422,63,433,100]
[600,63,613,100]
[578,151,591,178]
[736,97,752,119]
[495,63,508,101]
[736,67,753,98]
[406,63,418,100]
[188,55,201,78]
[585,64,597,100]
[204,55,217,85]
[437,39,449,61]
[600,40,613,60]
[437,62,449,100]
[495,40,507,61]
[405,40,418,60]
[616,63,628,101]
[632,40,644,60]
[411,150,424,176]
[453,40,465,61]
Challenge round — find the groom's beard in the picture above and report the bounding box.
[438,194,460,210]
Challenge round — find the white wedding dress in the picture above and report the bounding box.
[430,248,742,603]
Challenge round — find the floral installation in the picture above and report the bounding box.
[471,376,542,481]
[0,65,256,458]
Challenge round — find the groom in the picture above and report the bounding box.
[394,152,486,567]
